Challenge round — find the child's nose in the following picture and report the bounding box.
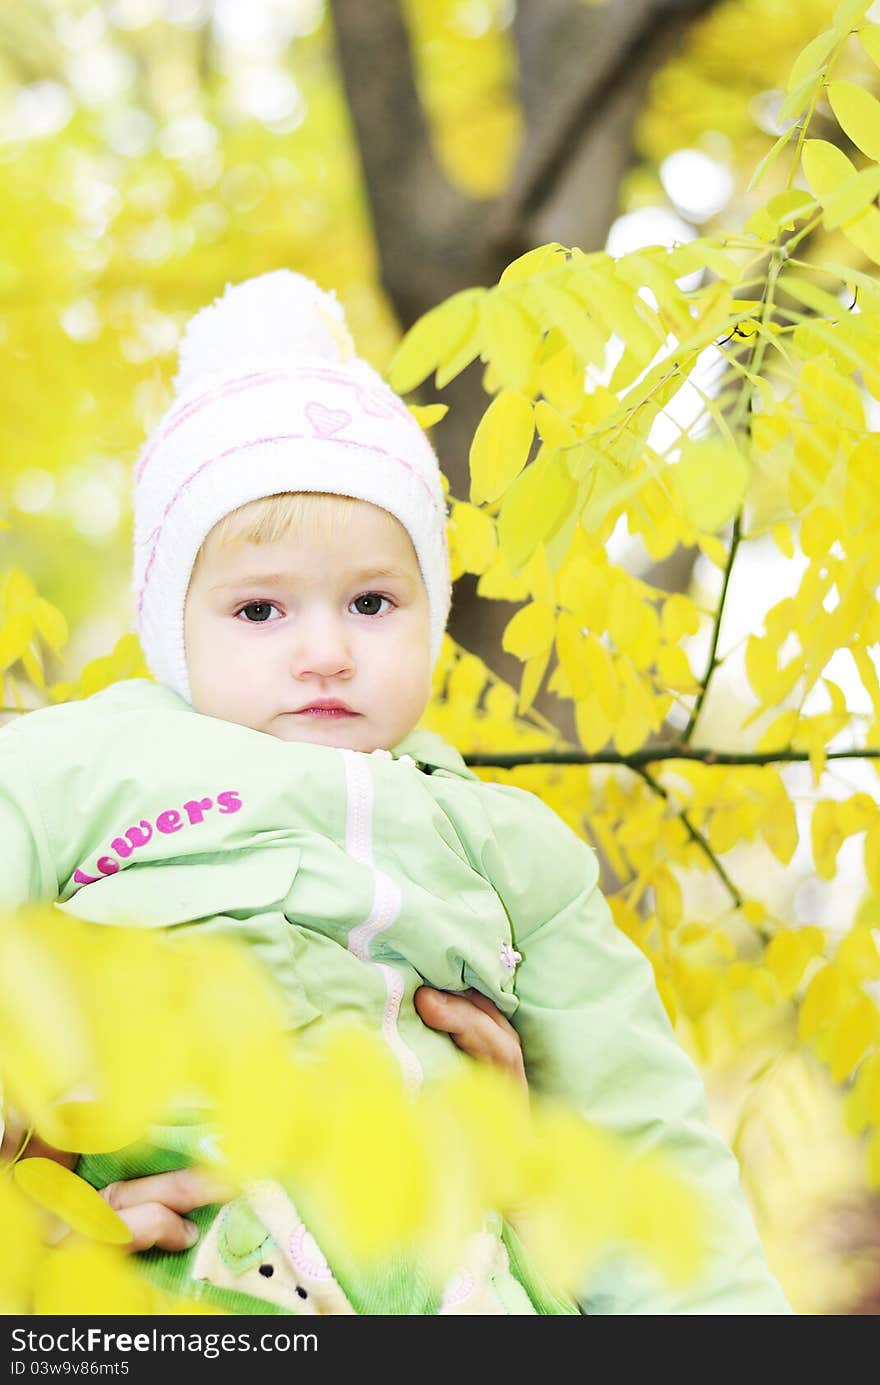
[289,613,354,679]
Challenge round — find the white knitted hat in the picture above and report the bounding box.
[132,270,451,702]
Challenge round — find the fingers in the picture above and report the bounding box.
[101,1167,233,1216]
[111,1202,201,1254]
[100,1167,234,1253]
[414,986,527,1090]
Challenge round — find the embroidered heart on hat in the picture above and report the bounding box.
[305,402,352,437]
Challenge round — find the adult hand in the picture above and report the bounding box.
[1,1111,231,1253]
[99,1168,234,1253]
[104,990,527,1246]
[4,991,526,1252]
[414,985,527,1091]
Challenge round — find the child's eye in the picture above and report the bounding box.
[236,601,282,623]
[350,593,393,617]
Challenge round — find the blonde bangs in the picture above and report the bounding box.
[203,492,359,556]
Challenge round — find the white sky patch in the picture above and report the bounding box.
[13,470,56,516]
[5,82,74,140]
[660,148,734,223]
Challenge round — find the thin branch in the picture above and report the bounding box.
[633,764,743,909]
[463,747,880,767]
[682,514,741,744]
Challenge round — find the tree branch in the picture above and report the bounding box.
[463,748,880,767]
[634,763,743,909]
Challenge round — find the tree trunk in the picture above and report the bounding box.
[330,0,723,733]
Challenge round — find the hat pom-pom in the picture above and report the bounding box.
[173,269,354,393]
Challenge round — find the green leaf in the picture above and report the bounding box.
[859,22,880,69]
[779,73,819,124]
[787,28,837,92]
[820,164,880,228]
[748,130,794,193]
[833,0,873,34]
[672,440,750,532]
[779,274,849,319]
[828,80,880,161]
[802,139,857,198]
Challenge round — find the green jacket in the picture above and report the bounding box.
[0,679,790,1313]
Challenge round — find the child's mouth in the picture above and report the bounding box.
[295,707,358,718]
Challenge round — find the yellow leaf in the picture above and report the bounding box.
[1,569,37,613]
[581,633,620,720]
[607,581,645,653]
[533,400,577,448]
[653,866,682,929]
[13,1159,132,1245]
[661,594,701,642]
[408,403,449,429]
[798,963,843,1041]
[803,138,880,264]
[499,243,567,286]
[388,289,483,394]
[502,601,556,660]
[837,925,880,982]
[865,816,880,894]
[517,648,551,715]
[449,502,497,576]
[697,534,728,568]
[656,645,697,693]
[767,928,824,997]
[614,661,656,755]
[845,435,880,531]
[20,647,44,689]
[480,292,538,392]
[537,334,585,414]
[762,795,799,866]
[523,544,556,606]
[829,996,878,1081]
[800,358,864,431]
[497,450,576,571]
[469,389,535,505]
[0,614,32,672]
[530,282,607,366]
[756,708,799,752]
[866,1051,880,1124]
[574,696,612,754]
[673,441,750,533]
[32,598,68,654]
[555,611,591,698]
[33,1242,165,1316]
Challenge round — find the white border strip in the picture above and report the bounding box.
[340,749,423,1092]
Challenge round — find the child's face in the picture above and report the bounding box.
[184,499,432,752]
